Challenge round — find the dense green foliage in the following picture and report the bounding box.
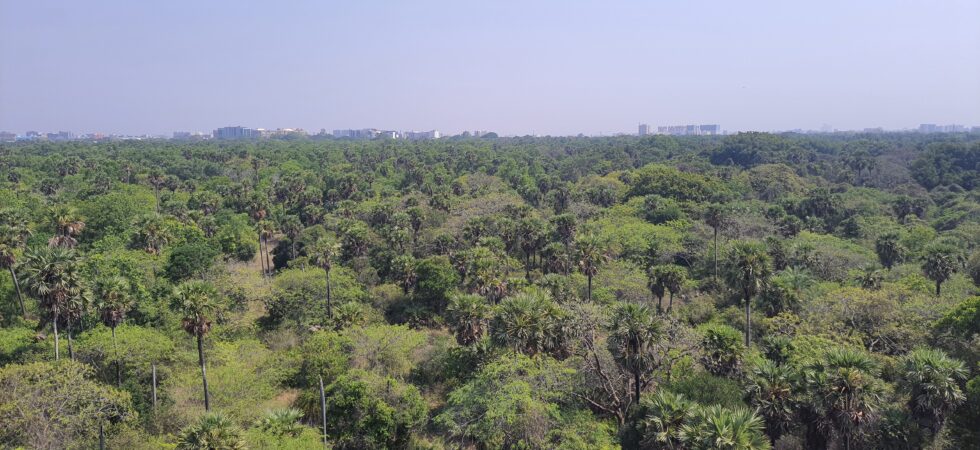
[0,132,978,448]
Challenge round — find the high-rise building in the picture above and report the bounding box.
[402,130,440,140]
[0,131,16,142]
[654,124,721,136]
[638,124,650,136]
[213,126,260,139]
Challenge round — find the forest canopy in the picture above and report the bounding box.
[0,131,979,449]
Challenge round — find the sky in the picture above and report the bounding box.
[1,0,979,136]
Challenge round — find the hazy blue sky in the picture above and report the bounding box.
[2,0,978,136]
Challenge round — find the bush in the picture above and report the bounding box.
[165,243,219,282]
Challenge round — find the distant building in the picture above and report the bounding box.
[638,124,650,136]
[46,131,75,141]
[333,128,380,139]
[655,124,720,136]
[213,126,260,139]
[919,124,967,133]
[0,131,16,142]
[402,130,440,140]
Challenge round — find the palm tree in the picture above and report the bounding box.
[131,214,172,255]
[874,232,905,270]
[723,241,772,347]
[646,265,667,312]
[95,275,132,386]
[279,214,303,260]
[257,220,276,277]
[258,408,305,437]
[171,280,221,411]
[491,289,563,356]
[446,294,491,346]
[148,169,165,212]
[310,237,340,319]
[747,360,800,443]
[331,302,365,331]
[21,246,83,360]
[518,217,546,279]
[681,405,771,450]
[390,255,418,294]
[608,302,662,403]
[47,205,85,248]
[922,243,958,296]
[0,224,29,318]
[175,412,246,450]
[703,204,729,283]
[638,391,694,450]
[650,264,687,314]
[815,348,883,450]
[900,348,967,435]
[575,232,608,302]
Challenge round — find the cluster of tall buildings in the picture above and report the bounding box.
[918,124,973,133]
[638,124,721,136]
[331,128,441,140]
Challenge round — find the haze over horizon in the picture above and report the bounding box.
[2,0,979,136]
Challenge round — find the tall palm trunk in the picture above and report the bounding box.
[67,321,75,360]
[197,334,211,411]
[264,237,273,276]
[668,291,674,313]
[325,270,333,319]
[587,275,593,302]
[9,267,27,318]
[744,294,752,347]
[52,309,60,360]
[633,370,642,403]
[935,280,941,297]
[112,325,121,386]
[713,228,719,283]
[259,236,268,277]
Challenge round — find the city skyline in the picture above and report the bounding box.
[2,0,978,136]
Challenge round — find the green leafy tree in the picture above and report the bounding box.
[968,251,980,287]
[322,369,427,449]
[176,412,246,450]
[723,241,772,346]
[921,243,959,296]
[0,360,132,450]
[608,302,663,403]
[413,255,460,311]
[171,280,221,411]
[165,243,219,282]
